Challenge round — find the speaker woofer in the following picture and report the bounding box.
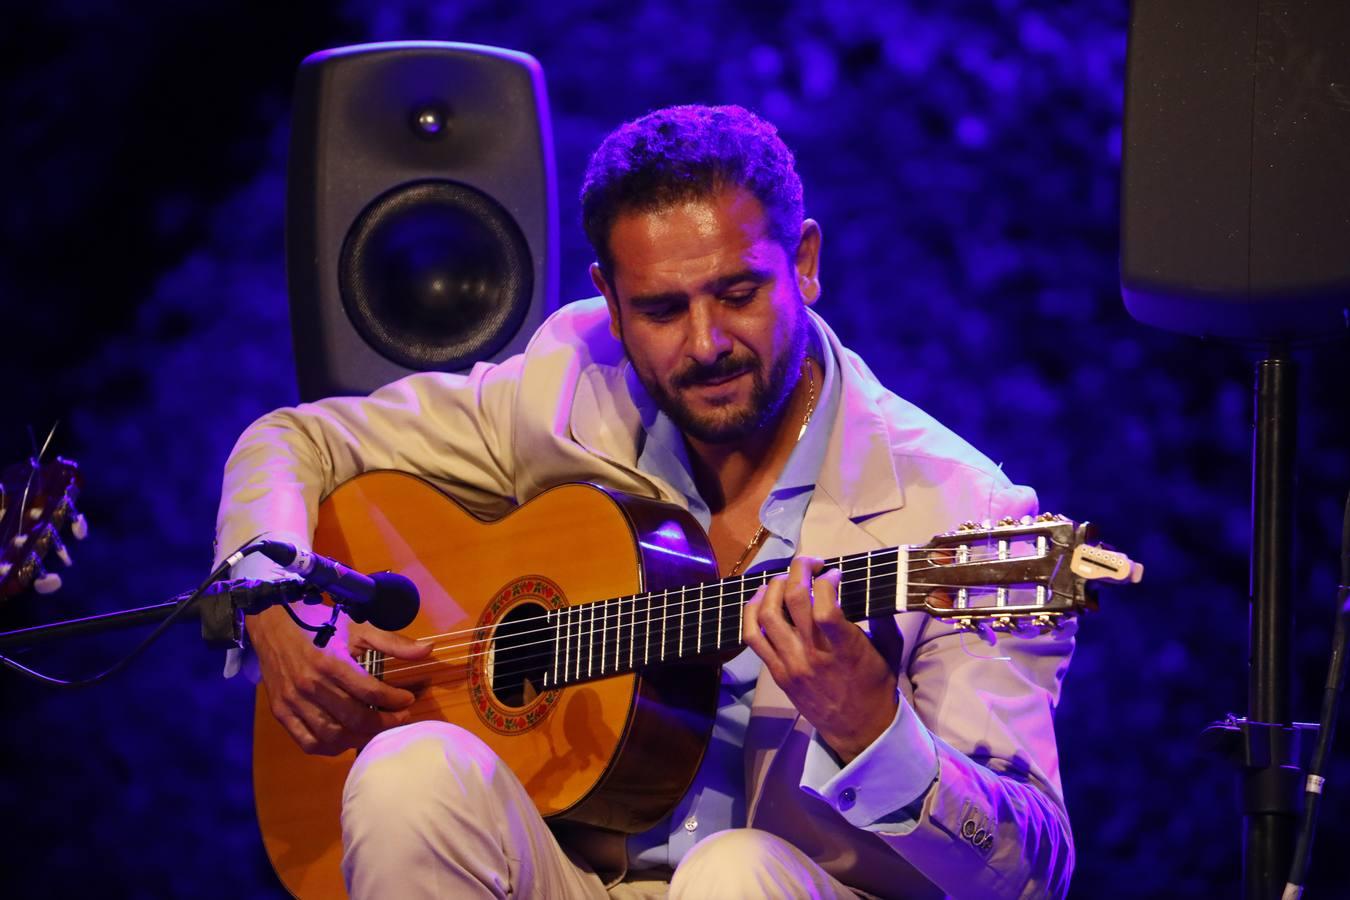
[339,179,534,372]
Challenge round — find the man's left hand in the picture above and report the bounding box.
[743,556,899,764]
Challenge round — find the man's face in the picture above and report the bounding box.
[592,186,821,445]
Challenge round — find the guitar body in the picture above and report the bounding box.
[252,474,722,899]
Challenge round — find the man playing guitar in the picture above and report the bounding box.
[216,105,1075,899]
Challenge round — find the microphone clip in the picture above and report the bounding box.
[194,578,329,649]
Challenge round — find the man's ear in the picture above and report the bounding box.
[590,262,623,339]
[795,219,822,306]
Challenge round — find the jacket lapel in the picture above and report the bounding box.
[745,317,912,817]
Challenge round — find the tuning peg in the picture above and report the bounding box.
[69,511,89,541]
[33,569,62,594]
[953,616,999,645]
[51,534,72,567]
[1031,613,1062,634]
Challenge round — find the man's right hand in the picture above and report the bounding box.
[248,603,432,756]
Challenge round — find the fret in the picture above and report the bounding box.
[677,586,686,658]
[605,599,613,673]
[586,602,595,678]
[690,584,704,655]
[597,601,607,676]
[557,607,565,686]
[836,554,853,617]
[695,583,704,654]
[562,605,572,684]
[740,575,757,644]
[575,601,585,680]
[656,589,666,662]
[608,600,618,673]
[561,605,570,684]
[618,593,626,671]
[731,576,749,647]
[629,595,638,670]
[837,554,863,621]
[666,587,680,662]
[663,588,677,662]
[643,591,652,666]
[546,609,557,688]
[573,605,583,683]
[865,550,873,618]
[715,579,724,652]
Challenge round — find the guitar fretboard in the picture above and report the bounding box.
[541,546,910,688]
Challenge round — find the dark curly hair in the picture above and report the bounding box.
[581,104,804,280]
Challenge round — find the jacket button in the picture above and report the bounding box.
[839,787,857,810]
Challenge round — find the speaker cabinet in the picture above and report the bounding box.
[287,42,559,400]
[1120,0,1349,341]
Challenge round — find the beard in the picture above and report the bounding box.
[623,307,812,445]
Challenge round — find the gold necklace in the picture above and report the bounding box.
[727,359,817,577]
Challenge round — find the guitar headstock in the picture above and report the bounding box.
[910,513,1142,640]
[0,456,85,598]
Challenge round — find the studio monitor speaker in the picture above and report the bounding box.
[1120,0,1349,342]
[287,41,559,400]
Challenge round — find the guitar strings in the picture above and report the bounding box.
[381,552,943,652]
[376,581,1083,690]
[372,539,1068,654]
[371,550,1064,676]
[373,568,1077,686]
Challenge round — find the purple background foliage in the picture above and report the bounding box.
[2,2,1346,897]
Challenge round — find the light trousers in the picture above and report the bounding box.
[341,721,859,899]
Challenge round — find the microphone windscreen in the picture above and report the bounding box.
[367,571,421,631]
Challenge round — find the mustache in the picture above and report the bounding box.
[673,355,759,389]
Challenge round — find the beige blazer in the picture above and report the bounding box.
[216,298,1074,899]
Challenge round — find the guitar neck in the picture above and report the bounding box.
[541,546,911,689]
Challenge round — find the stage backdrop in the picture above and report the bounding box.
[2,2,1346,897]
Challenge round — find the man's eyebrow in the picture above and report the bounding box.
[707,268,772,293]
[628,289,688,310]
[625,268,773,309]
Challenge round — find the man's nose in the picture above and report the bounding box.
[687,300,733,363]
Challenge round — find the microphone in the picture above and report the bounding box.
[250,540,420,631]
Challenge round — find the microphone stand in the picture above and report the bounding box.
[0,579,326,654]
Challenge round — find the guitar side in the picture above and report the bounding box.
[252,475,721,899]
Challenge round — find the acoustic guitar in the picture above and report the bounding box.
[253,472,1140,898]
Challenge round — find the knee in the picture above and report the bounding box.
[671,828,817,900]
[342,722,499,827]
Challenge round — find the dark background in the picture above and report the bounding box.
[2,2,1346,897]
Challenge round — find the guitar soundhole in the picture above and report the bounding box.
[491,601,550,708]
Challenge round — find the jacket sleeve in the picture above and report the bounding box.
[880,616,1076,899]
[213,355,524,570]
[800,478,1076,899]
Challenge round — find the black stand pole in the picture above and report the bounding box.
[0,580,322,653]
[1245,353,1298,899]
